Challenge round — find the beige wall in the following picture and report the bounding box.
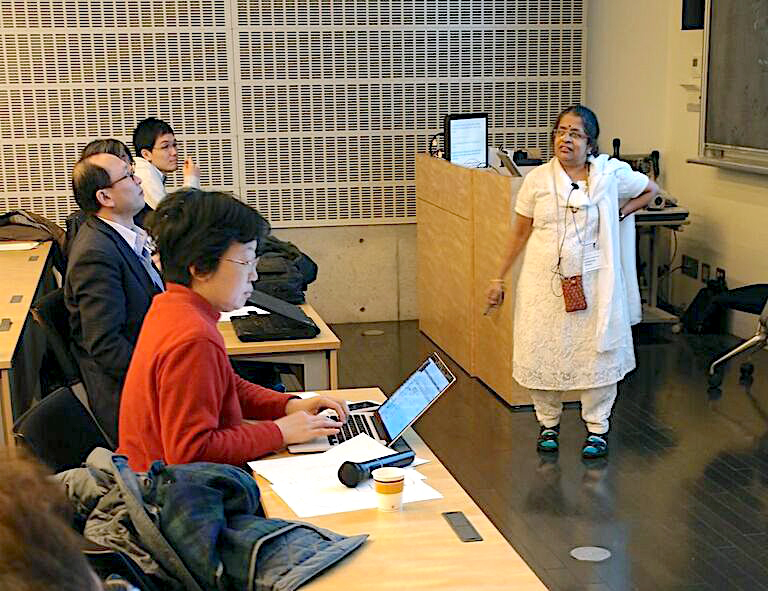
[586,0,671,154]
[588,0,768,338]
[273,225,417,324]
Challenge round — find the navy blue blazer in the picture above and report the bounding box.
[64,215,162,443]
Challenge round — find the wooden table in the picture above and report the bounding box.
[253,388,547,590]
[0,242,52,448]
[218,305,340,390]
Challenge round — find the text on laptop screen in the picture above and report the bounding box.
[379,358,451,438]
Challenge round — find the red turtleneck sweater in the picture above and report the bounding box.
[118,283,293,471]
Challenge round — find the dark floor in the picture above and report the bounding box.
[330,320,768,591]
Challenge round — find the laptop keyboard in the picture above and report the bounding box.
[328,413,378,445]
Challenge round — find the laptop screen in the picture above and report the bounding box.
[378,354,454,440]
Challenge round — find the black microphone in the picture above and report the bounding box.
[571,182,579,190]
[337,450,416,488]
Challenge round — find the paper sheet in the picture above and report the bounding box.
[219,305,269,322]
[0,241,39,251]
[270,472,442,518]
[249,434,439,517]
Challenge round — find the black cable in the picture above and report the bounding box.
[428,132,444,157]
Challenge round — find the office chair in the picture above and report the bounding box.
[29,288,115,447]
[709,295,768,384]
[13,385,113,473]
[30,287,80,386]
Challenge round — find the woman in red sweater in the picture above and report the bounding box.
[118,188,347,470]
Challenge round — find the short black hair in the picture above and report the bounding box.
[552,104,600,157]
[133,117,175,158]
[71,157,111,213]
[81,138,134,165]
[146,188,270,286]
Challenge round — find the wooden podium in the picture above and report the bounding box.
[416,154,532,406]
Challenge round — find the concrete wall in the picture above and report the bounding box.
[273,225,417,324]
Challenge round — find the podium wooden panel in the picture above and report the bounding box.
[472,170,530,405]
[416,154,532,406]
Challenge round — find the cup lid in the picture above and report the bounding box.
[371,467,405,482]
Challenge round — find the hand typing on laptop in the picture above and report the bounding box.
[271,395,349,446]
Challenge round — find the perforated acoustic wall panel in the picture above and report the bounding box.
[0,0,236,226]
[1,1,585,227]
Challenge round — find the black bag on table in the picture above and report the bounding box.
[253,235,318,304]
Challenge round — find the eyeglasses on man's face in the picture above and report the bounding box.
[553,127,588,141]
[104,168,139,189]
[153,140,178,152]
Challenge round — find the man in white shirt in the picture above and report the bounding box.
[132,117,201,209]
[64,152,164,442]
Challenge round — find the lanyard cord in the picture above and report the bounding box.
[552,162,594,282]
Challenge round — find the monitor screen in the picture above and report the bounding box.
[444,113,488,168]
[378,354,454,440]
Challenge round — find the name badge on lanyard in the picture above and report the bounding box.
[583,244,605,274]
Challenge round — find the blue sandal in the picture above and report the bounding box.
[582,433,608,459]
[537,425,560,452]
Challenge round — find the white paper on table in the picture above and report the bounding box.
[0,241,39,251]
[219,305,269,322]
[270,472,442,518]
[249,434,428,488]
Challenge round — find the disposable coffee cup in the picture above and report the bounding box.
[372,466,405,512]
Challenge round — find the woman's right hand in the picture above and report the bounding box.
[486,281,505,307]
[274,411,342,445]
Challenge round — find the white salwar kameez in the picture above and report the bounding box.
[512,154,648,429]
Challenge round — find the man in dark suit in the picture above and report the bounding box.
[65,152,164,443]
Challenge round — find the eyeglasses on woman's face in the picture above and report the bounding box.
[553,127,588,141]
[222,256,259,272]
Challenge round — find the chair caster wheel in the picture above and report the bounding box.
[708,371,723,388]
[740,362,754,377]
[707,386,723,401]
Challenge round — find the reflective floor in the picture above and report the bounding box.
[331,321,768,591]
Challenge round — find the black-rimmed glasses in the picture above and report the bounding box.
[104,169,138,189]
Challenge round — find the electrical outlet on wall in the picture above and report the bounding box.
[682,254,699,279]
[691,55,702,80]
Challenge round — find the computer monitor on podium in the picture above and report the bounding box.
[444,113,488,168]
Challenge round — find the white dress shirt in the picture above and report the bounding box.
[134,157,200,209]
[97,216,164,291]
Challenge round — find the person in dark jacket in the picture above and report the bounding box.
[65,152,164,443]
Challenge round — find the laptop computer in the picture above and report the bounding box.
[288,353,456,453]
[232,290,320,342]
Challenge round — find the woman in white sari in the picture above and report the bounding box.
[486,105,658,458]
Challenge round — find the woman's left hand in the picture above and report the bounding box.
[285,396,349,422]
